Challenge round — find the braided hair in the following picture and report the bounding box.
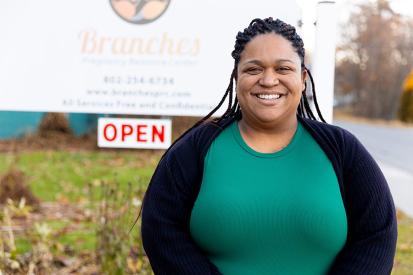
[134,17,325,226]
[223,17,324,121]
[174,17,326,143]
[171,17,325,145]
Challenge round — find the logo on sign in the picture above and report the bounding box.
[110,0,171,24]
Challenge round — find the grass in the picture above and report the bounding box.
[13,220,97,255]
[0,150,161,265]
[0,150,160,202]
[1,150,412,274]
[393,211,413,274]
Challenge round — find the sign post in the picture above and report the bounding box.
[312,1,337,124]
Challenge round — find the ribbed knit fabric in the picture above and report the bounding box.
[190,121,347,274]
[141,116,397,275]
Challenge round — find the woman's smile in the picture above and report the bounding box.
[252,92,286,106]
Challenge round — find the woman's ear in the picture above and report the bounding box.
[301,68,307,92]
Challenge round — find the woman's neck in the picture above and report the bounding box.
[238,117,298,153]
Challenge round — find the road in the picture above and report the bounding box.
[334,120,413,217]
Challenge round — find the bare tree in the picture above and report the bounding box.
[335,0,413,119]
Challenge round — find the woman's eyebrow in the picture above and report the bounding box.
[276,59,295,64]
[241,59,296,66]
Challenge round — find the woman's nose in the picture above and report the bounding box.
[259,70,279,87]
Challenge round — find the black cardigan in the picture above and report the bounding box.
[141,116,397,275]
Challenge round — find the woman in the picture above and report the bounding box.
[141,17,397,275]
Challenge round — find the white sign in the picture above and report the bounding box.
[0,0,300,116]
[97,118,171,149]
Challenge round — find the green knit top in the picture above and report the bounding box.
[190,121,347,275]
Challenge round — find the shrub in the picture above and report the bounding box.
[38,113,72,136]
[398,70,413,123]
[93,180,152,274]
[0,168,39,206]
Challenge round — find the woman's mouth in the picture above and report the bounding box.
[254,93,283,100]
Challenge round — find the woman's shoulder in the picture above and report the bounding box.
[298,116,373,173]
[299,116,360,148]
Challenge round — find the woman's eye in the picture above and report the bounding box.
[278,67,291,72]
[245,67,262,74]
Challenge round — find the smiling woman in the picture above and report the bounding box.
[140,17,397,275]
[236,33,306,152]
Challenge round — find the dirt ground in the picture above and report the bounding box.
[0,116,201,153]
[334,110,413,128]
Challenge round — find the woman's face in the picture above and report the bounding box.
[236,33,306,128]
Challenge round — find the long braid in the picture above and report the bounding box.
[222,68,237,119]
[298,95,304,117]
[305,68,326,122]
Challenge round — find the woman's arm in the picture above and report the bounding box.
[328,138,397,275]
[141,150,222,275]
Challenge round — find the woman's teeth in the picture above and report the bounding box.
[256,94,281,100]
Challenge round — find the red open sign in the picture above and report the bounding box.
[98,118,171,149]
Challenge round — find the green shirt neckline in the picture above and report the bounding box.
[231,120,303,158]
